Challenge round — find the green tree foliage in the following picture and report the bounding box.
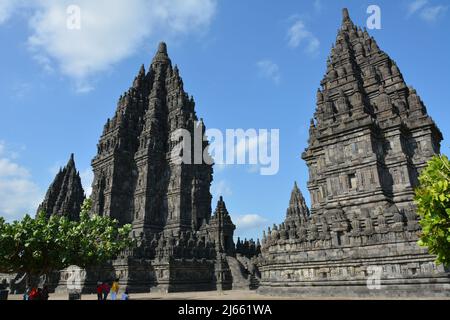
[0,198,133,278]
[415,154,450,266]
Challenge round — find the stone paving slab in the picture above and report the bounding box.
[6,290,450,301]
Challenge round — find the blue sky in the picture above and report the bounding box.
[0,0,449,241]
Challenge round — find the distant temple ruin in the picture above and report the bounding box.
[37,154,85,221]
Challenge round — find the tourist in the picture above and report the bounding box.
[23,286,31,300]
[41,286,49,301]
[29,287,39,300]
[96,282,103,300]
[111,279,119,300]
[121,287,129,300]
[36,288,43,300]
[102,282,110,300]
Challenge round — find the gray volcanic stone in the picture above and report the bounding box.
[37,153,85,221]
[90,42,213,234]
[52,43,245,293]
[257,8,450,297]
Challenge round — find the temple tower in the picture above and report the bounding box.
[89,42,213,236]
[258,8,450,297]
[207,196,236,256]
[37,154,85,221]
[285,182,310,224]
[302,8,442,226]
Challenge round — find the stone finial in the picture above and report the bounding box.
[139,64,145,76]
[152,41,171,65]
[216,196,227,212]
[342,8,350,21]
[68,153,75,168]
[133,64,146,88]
[157,42,167,55]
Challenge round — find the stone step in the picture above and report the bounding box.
[225,256,251,290]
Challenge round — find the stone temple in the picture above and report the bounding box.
[89,43,213,235]
[46,43,260,293]
[257,9,450,297]
[20,8,449,297]
[37,154,85,221]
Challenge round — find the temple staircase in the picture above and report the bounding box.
[226,256,251,290]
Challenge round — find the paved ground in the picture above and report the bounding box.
[7,290,449,300]
[8,290,288,301]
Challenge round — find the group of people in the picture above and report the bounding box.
[23,286,50,300]
[97,280,129,300]
[22,281,129,300]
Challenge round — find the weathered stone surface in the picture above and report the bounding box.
[258,8,450,297]
[37,154,85,221]
[65,43,244,293]
[89,42,213,235]
[202,196,236,256]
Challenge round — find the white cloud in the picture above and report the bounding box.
[257,60,281,84]
[49,161,64,176]
[235,133,260,160]
[313,0,322,13]
[407,0,429,16]
[80,168,93,197]
[0,141,42,221]
[211,180,232,198]
[0,0,217,92]
[11,82,33,100]
[214,163,228,172]
[420,5,448,21]
[0,0,18,24]
[287,19,320,55]
[234,214,268,230]
[406,0,448,22]
[0,158,29,178]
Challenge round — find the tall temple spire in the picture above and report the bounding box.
[303,7,442,217]
[37,153,85,221]
[259,8,449,298]
[90,42,213,234]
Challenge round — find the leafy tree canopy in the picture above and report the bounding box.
[0,199,134,277]
[415,154,450,266]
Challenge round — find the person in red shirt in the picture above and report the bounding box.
[29,288,39,300]
[102,282,110,301]
[96,282,103,300]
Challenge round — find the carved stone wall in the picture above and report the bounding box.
[258,8,450,297]
[37,154,85,221]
